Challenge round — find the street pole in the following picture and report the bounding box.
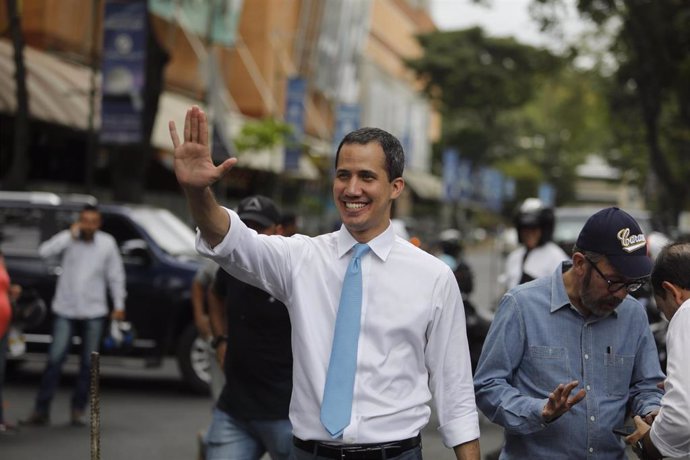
[90,351,101,460]
[85,0,101,193]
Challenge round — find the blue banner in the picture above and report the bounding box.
[284,77,307,172]
[457,158,473,203]
[332,104,360,155]
[480,167,504,212]
[538,183,556,207]
[442,148,460,203]
[100,0,148,145]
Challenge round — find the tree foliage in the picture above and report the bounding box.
[534,0,690,224]
[407,28,562,166]
[407,26,613,207]
[232,118,293,153]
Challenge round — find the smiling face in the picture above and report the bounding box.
[333,142,404,243]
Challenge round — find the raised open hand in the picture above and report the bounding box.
[169,106,237,190]
[542,380,586,423]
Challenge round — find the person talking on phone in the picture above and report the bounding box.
[625,242,690,460]
[21,204,126,427]
[474,207,664,459]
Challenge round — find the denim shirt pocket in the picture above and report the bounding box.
[605,353,634,396]
[526,346,569,393]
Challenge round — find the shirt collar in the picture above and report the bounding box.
[550,261,619,319]
[336,222,395,262]
[550,261,574,313]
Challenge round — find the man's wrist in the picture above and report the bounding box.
[210,335,227,349]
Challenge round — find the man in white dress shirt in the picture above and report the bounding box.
[21,204,126,427]
[169,106,480,460]
[626,242,690,459]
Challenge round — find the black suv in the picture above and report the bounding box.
[0,191,210,393]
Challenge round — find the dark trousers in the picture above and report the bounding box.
[34,315,105,414]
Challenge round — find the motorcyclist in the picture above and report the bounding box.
[502,198,569,290]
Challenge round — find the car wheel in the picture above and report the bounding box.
[176,323,211,394]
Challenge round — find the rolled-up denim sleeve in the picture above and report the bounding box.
[473,294,549,434]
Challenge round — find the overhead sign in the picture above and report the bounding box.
[100,0,148,145]
[284,77,307,172]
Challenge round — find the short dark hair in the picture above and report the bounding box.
[651,242,690,299]
[335,127,405,182]
[81,204,99,214]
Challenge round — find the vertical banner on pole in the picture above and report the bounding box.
[284,77,307,172]
[481,168,504,212]
[332,103,360,156]
[457,158,473,204]
[442,148,460,203]
[100,0,148,145]
[538,183,556,207]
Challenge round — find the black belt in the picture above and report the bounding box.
[293,434,421,459]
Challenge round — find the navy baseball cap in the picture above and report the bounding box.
[237,195,280,228]
[576,207,651,279]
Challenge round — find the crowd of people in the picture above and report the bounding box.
[1,105,688,460]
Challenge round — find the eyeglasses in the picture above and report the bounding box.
[585,257,645,293]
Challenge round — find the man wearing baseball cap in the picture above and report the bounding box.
[474,207,664,459]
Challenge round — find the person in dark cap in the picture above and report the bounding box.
[474,207,664,459]
[203,195,293,460]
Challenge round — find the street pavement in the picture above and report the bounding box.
[1,358,504,460]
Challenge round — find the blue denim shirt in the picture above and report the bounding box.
[474,263,664,459]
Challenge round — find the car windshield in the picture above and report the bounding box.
[554,209,653,246]
[128,208,198,257]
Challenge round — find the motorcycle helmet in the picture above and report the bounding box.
[513,198,555,246]
[438,228,463,258]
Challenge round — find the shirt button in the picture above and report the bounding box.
[589,447,594,453]
[584,354,589,360]
[590,416,595,422]
[586,385,591,391]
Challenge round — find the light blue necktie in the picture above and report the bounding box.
[321,243,371,438]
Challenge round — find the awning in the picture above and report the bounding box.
[1,39,319,180]
[0,38,99,130]
[403,169,443,201]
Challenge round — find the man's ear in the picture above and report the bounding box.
[571,252,587,273]
[390,177,404,200]
[661,281,684,307]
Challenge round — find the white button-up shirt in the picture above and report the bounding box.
[197,208,479,447]
[650,299,690,459]
[39,230,126,318]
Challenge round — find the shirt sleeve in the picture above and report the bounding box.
[649,307,690,457]
[473,294,549,434]
[105,236,127,311]
[38,230,72,258]
[196,208,294,304]
[426,268,480,447]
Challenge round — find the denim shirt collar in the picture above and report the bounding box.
[550,261,619,319]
